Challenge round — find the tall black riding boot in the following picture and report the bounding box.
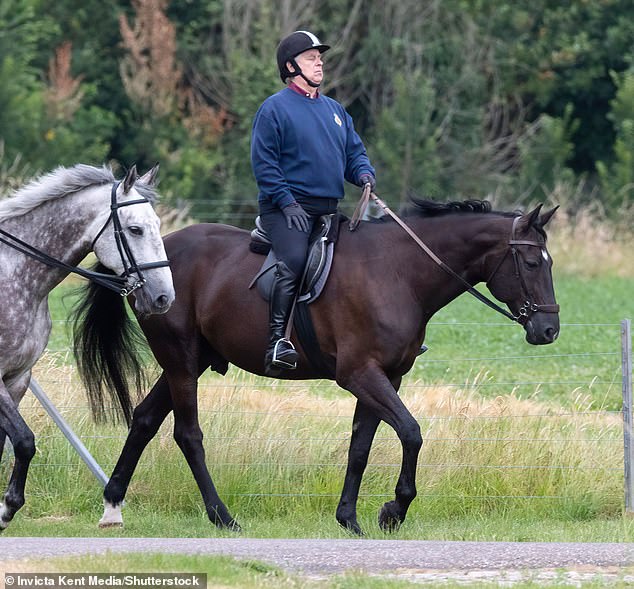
[264,261,299,375]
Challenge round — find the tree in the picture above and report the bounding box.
[597,67,634,211]
[0,0,53,164]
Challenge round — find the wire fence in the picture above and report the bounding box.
[2,318,631,514]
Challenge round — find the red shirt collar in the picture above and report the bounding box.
[288,81,320,98]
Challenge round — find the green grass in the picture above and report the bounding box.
[0,553,512,589]
[412,273,631,409]
[2,368,629,539]
[6,552,634,589]
[3,553,304,589]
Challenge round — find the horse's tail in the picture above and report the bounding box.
[70,262,147,425]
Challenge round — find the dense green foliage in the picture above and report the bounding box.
[1,0,633,224]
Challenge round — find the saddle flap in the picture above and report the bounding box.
[249,213,342,304]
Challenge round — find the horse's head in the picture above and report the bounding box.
[485,205,560,345]
[92,164,175,316]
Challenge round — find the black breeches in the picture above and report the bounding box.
[259,199,338,276]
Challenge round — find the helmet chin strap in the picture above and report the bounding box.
[300,73,321,88]
[289,58,321,88]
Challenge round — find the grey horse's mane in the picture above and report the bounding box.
[0,164,158,223]
[0,164,115,222]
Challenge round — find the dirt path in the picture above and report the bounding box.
[0,537,634,579]
[2,537,634,585]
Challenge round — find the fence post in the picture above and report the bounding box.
[623,319,633,513]
[29,377,109,487]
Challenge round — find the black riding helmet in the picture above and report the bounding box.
[276,30,330,87]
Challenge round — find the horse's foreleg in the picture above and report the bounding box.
[0,393,35,530]
[169,376,239,531]
[100,374,173,527]
[0,430,6,464]
[336,401,380,535]
[339,364,422,532]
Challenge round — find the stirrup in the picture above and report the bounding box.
[271,338,298,369]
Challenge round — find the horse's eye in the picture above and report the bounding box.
[525,258,540,269]
[128,226,143,236]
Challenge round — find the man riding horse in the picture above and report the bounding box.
[251,30,376,375]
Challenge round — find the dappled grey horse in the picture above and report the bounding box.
[0,163,175,530]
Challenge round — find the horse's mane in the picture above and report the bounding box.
[400,197,517,218]
[0,164,115,222]
[0,164,159,223]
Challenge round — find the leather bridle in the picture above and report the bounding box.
[484,215,560,324]
[0,180,170,296]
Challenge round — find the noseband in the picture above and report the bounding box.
[89,181,170,295]
[485,216,560,324]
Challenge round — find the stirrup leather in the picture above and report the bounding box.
[271,338,297,369]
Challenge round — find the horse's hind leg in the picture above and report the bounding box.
[339,364,422,532]
[99,373,174,527]
[0,392,36,530]
[169,373,239,531]
[336,401,380,535]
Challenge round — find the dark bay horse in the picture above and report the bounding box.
[73,199,559,535]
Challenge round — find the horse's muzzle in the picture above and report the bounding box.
[131,281,175,316]
[524,314,560,345]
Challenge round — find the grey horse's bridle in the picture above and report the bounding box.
[0,181,170,296]
[89,180,171,295]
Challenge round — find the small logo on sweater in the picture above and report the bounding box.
[333,113,342,127]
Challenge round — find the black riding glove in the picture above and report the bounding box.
[359,173,376,191]
[282,202,310,232]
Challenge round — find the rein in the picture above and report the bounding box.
[349,186,559,324]
[0,181,169,296]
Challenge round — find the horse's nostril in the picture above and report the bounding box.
[545,327,558,341]
[155,294,169,309]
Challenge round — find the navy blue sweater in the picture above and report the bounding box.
[251,87,375,210]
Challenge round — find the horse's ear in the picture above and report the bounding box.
[539,205,559,227]
[516,204,543,232]
[139,163,159,187]
[123,164,138,194]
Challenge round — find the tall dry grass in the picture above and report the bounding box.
[10,358,622,524]
[541,181,634,278]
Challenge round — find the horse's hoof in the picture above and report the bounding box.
[226,519,242,533]
[0,503,11,531]
[337,518,364,536]
[345,523,365,536]
[99,500,124,528]
[98,521,124,529]
[378,501,403,533]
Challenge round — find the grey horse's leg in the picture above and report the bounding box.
[0,389,35,530]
